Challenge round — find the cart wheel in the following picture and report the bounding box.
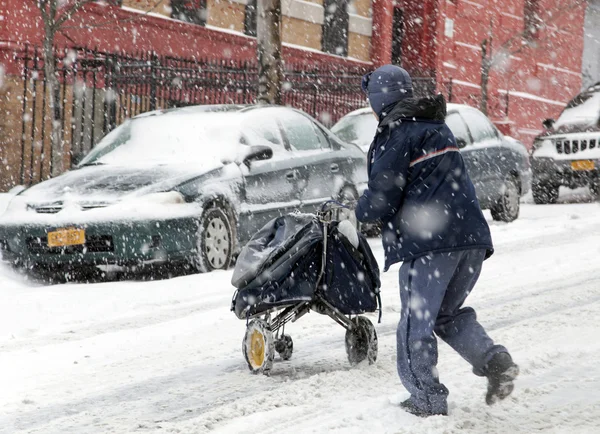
[345,316,378,366]
[243,319,274,375]
[275,335,293,361]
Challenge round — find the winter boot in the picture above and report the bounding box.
[485,352,519,405]
[400,399,447,417]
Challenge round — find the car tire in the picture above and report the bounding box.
[590,182,600,199]
[491,177,520,222]
[532,180,559,204]
[194,204,235,273]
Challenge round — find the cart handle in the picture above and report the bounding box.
[320,199,355,212]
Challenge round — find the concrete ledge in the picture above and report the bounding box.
[282,0,325,25]
[349,13,372,37]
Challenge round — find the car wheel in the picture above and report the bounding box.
[491,177,520,222]
[195,205,235,273]
[532,180,559,204]
[590,182,600,199]
[345,316,378,366]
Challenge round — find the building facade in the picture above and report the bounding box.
[0,0,593,191]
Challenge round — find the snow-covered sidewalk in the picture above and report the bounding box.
[1,195,600,433]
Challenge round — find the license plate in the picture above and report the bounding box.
[571,160,595,171]
[47,228,85,247]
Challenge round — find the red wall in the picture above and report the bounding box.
[0,0,368,75]
[1,0,588,147]
[433,0,586,145]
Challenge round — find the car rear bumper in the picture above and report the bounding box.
[531,157,600,187]
[0,217,199,268]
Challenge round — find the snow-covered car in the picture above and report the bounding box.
[0,105,367,276]
[332,103,531,222]
[530,82,600,204]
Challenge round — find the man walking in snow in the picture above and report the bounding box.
[355,65,519,417]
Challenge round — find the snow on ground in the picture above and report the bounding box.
[1,191,600,434]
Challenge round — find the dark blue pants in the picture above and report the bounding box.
[396,249,507,414]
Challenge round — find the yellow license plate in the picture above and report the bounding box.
[571,160,595,171]
[47,228,85,248]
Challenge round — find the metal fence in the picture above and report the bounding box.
[16,45,436,186]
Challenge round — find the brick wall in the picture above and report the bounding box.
[0,75,23,191]
[434,0,586,145]
[121,0,172,16]
[207,0,246,32]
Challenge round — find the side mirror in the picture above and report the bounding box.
[243,145,273,167]
[456,137,468,149]
[542,118,555,130]
[71,152,84,166]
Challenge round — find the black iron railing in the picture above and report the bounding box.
[16,45,435,186]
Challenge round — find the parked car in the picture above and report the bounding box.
[0,105,367,276]
[530,82,600,203]
[332,103,531,222]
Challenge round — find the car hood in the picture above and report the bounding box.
[19,164,220,207]
[537,122,600,138]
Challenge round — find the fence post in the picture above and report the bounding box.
[150,52,158,111]
[104,53,117,132]
[19,45,30,186]
[312,69,318,118]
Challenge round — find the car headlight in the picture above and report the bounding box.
[1,195,27,217]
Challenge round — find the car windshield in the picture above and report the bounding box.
[554,92,600,128]
[332,113,377,149]
[78,112,245,167]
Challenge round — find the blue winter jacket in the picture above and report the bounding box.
[355,95,494,271]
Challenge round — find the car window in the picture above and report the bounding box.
[278,111,325,151]
[446,112,472,146]
[242,111,284,148]
[313,124,331,149]
[331,113,378,149]
[460,108,498,143]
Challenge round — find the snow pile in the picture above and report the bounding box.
[337,219,359,248]
[554,92,600,128]
[80,112,245,167]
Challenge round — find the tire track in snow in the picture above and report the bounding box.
[0,295,231,353]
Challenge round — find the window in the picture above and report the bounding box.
[278,112,325,151]
[171,0,207,26]
[243,112,285,148]
[245,0,257,36]
[322,0,349,56]
[460,109,498,144]
[446,113,472,147]
[524,0,542,40]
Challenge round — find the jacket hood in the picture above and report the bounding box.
[379,94,447,128]
[364,65,414,118]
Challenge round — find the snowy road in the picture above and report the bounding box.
[1,191,600,434]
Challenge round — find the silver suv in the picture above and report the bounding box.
[531,83,600,203]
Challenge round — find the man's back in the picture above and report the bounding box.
[356,95,493,270]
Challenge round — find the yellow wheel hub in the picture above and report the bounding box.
[249,330,265,368]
